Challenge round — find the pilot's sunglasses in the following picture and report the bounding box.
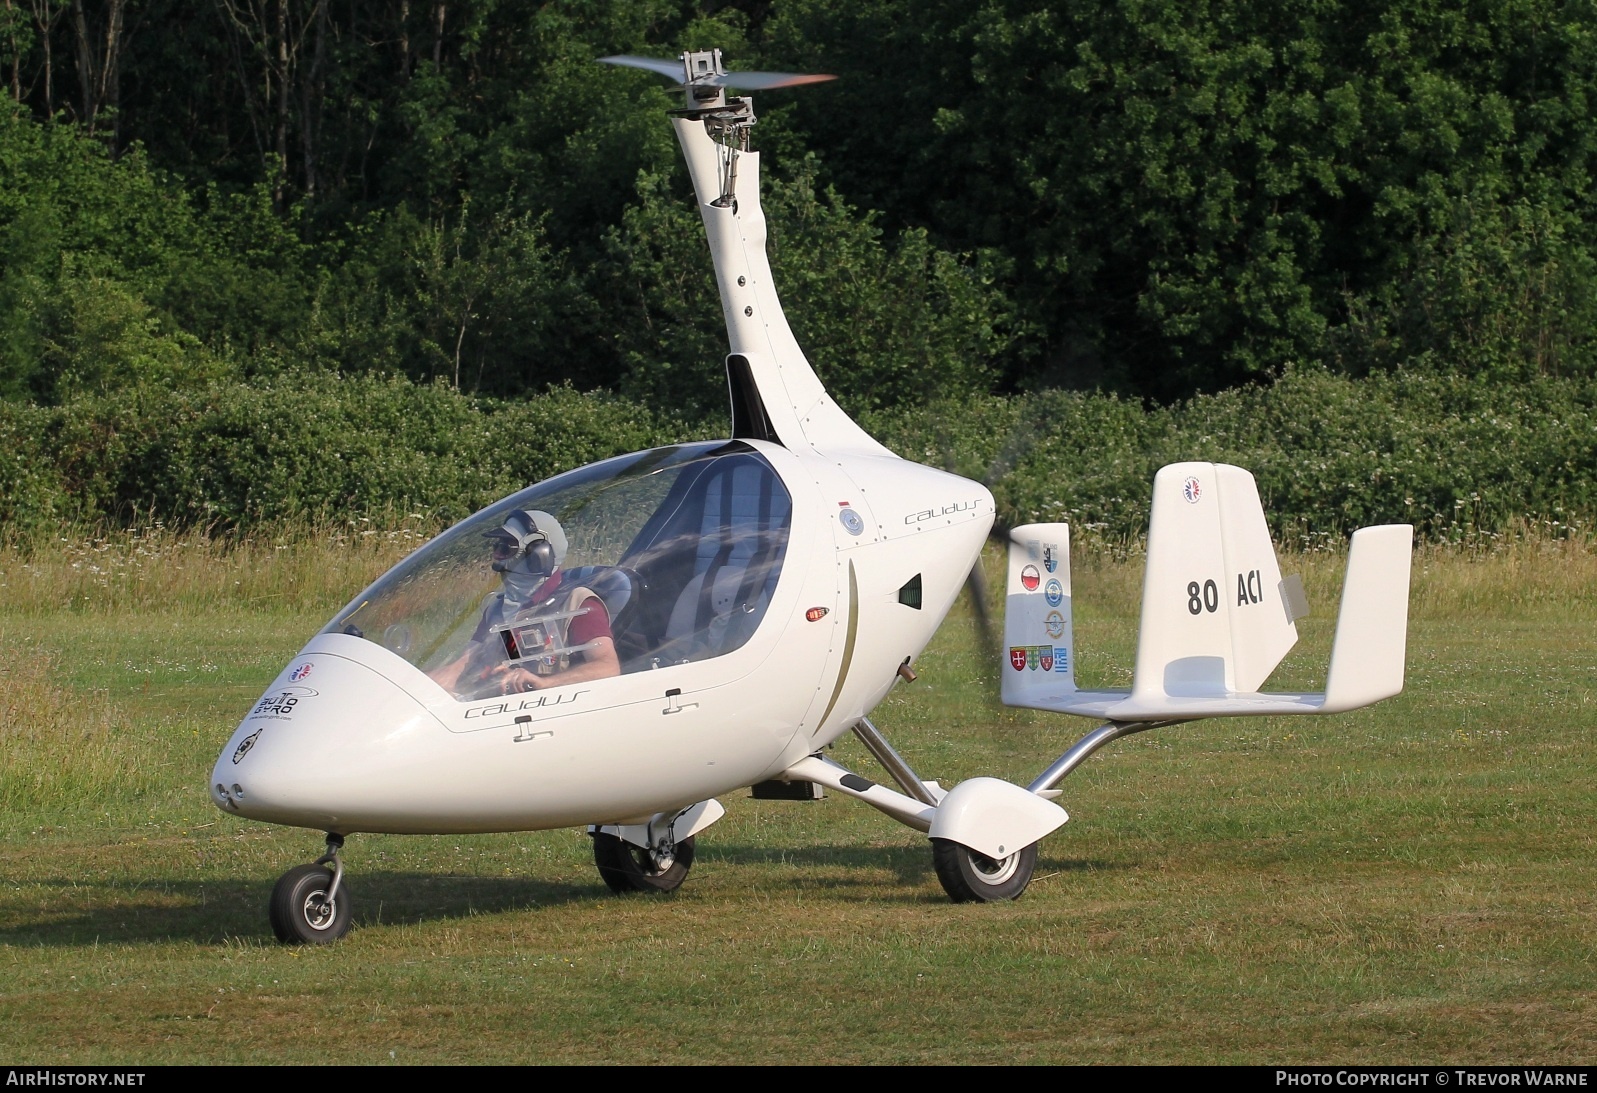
[490,539,520,560]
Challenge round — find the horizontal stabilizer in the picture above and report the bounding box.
[1001,463,1412,722]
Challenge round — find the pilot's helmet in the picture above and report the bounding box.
[485,508,568,578]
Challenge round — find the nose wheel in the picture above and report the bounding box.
[269,834,353,943]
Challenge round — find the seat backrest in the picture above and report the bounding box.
[617,450,791,669]
[561,565,638,637]
[652,530,775,663]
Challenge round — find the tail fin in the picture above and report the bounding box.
[1001,524,1075,708]
[1130,462,1299,702]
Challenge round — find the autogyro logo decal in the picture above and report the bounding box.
[248,684,318,720]
[231,727,263,764]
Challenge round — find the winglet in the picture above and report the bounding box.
[1322,524,1413,712]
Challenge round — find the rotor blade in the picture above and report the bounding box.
[598,55,835,90]
[706,71,836,90]
[597,55,686,81]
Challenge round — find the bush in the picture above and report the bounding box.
[0,400,68,533]
[868,370,1597,541]
[0,108,308,402]
[15,374,693,533]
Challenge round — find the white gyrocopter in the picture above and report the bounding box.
[209,50,1414,943]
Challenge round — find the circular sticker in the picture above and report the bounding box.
[1044,579,1063,607]
[1020,564,1041,591]
[1045,610,1066,639]
[1182,476,1202,504]
[839,508,865,536]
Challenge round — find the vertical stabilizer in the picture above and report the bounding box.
[1130,463,1298,702]
[1002,523,1076,707]
[1213,464,1299,690]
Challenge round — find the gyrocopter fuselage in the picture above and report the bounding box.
[210,50,1413,944]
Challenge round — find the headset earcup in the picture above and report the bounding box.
[526,537,556,576]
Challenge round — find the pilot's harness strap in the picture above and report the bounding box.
[495,583,604,672]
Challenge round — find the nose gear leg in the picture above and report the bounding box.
[314,832,346,906]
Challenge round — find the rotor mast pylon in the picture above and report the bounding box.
[657,50,892,458]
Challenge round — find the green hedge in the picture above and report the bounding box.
[869,369,1597,542]
[2,370,1591,542]
[0,374,696,534]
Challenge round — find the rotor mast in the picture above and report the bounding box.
[601,50,892,457]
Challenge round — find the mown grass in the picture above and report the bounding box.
[0,527,1593,1064]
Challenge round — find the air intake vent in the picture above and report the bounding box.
[898,574,923,609]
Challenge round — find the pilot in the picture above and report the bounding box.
[431,509,620,698]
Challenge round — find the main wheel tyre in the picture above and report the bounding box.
[591,832,695,894]
[269,864,353,943]
[931,838,1038,903]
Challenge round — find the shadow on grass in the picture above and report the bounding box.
[0,870,599,947]
[0,848,1129,946]
[704,842,1123,889]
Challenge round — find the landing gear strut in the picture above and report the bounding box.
[269,833,353,944]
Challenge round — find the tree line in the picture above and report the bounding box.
[1,1,1595,415]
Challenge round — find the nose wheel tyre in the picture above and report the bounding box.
[592,832,696,894]
[931,838,1038,903]
[269,864,353,943]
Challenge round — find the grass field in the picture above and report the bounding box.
[0,528,1593,1064]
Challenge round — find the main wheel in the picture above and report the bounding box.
[931,838,1038,903]
[591,832,696,894]
[269,864,353,943]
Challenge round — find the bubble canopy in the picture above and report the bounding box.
[322,442,794,694]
